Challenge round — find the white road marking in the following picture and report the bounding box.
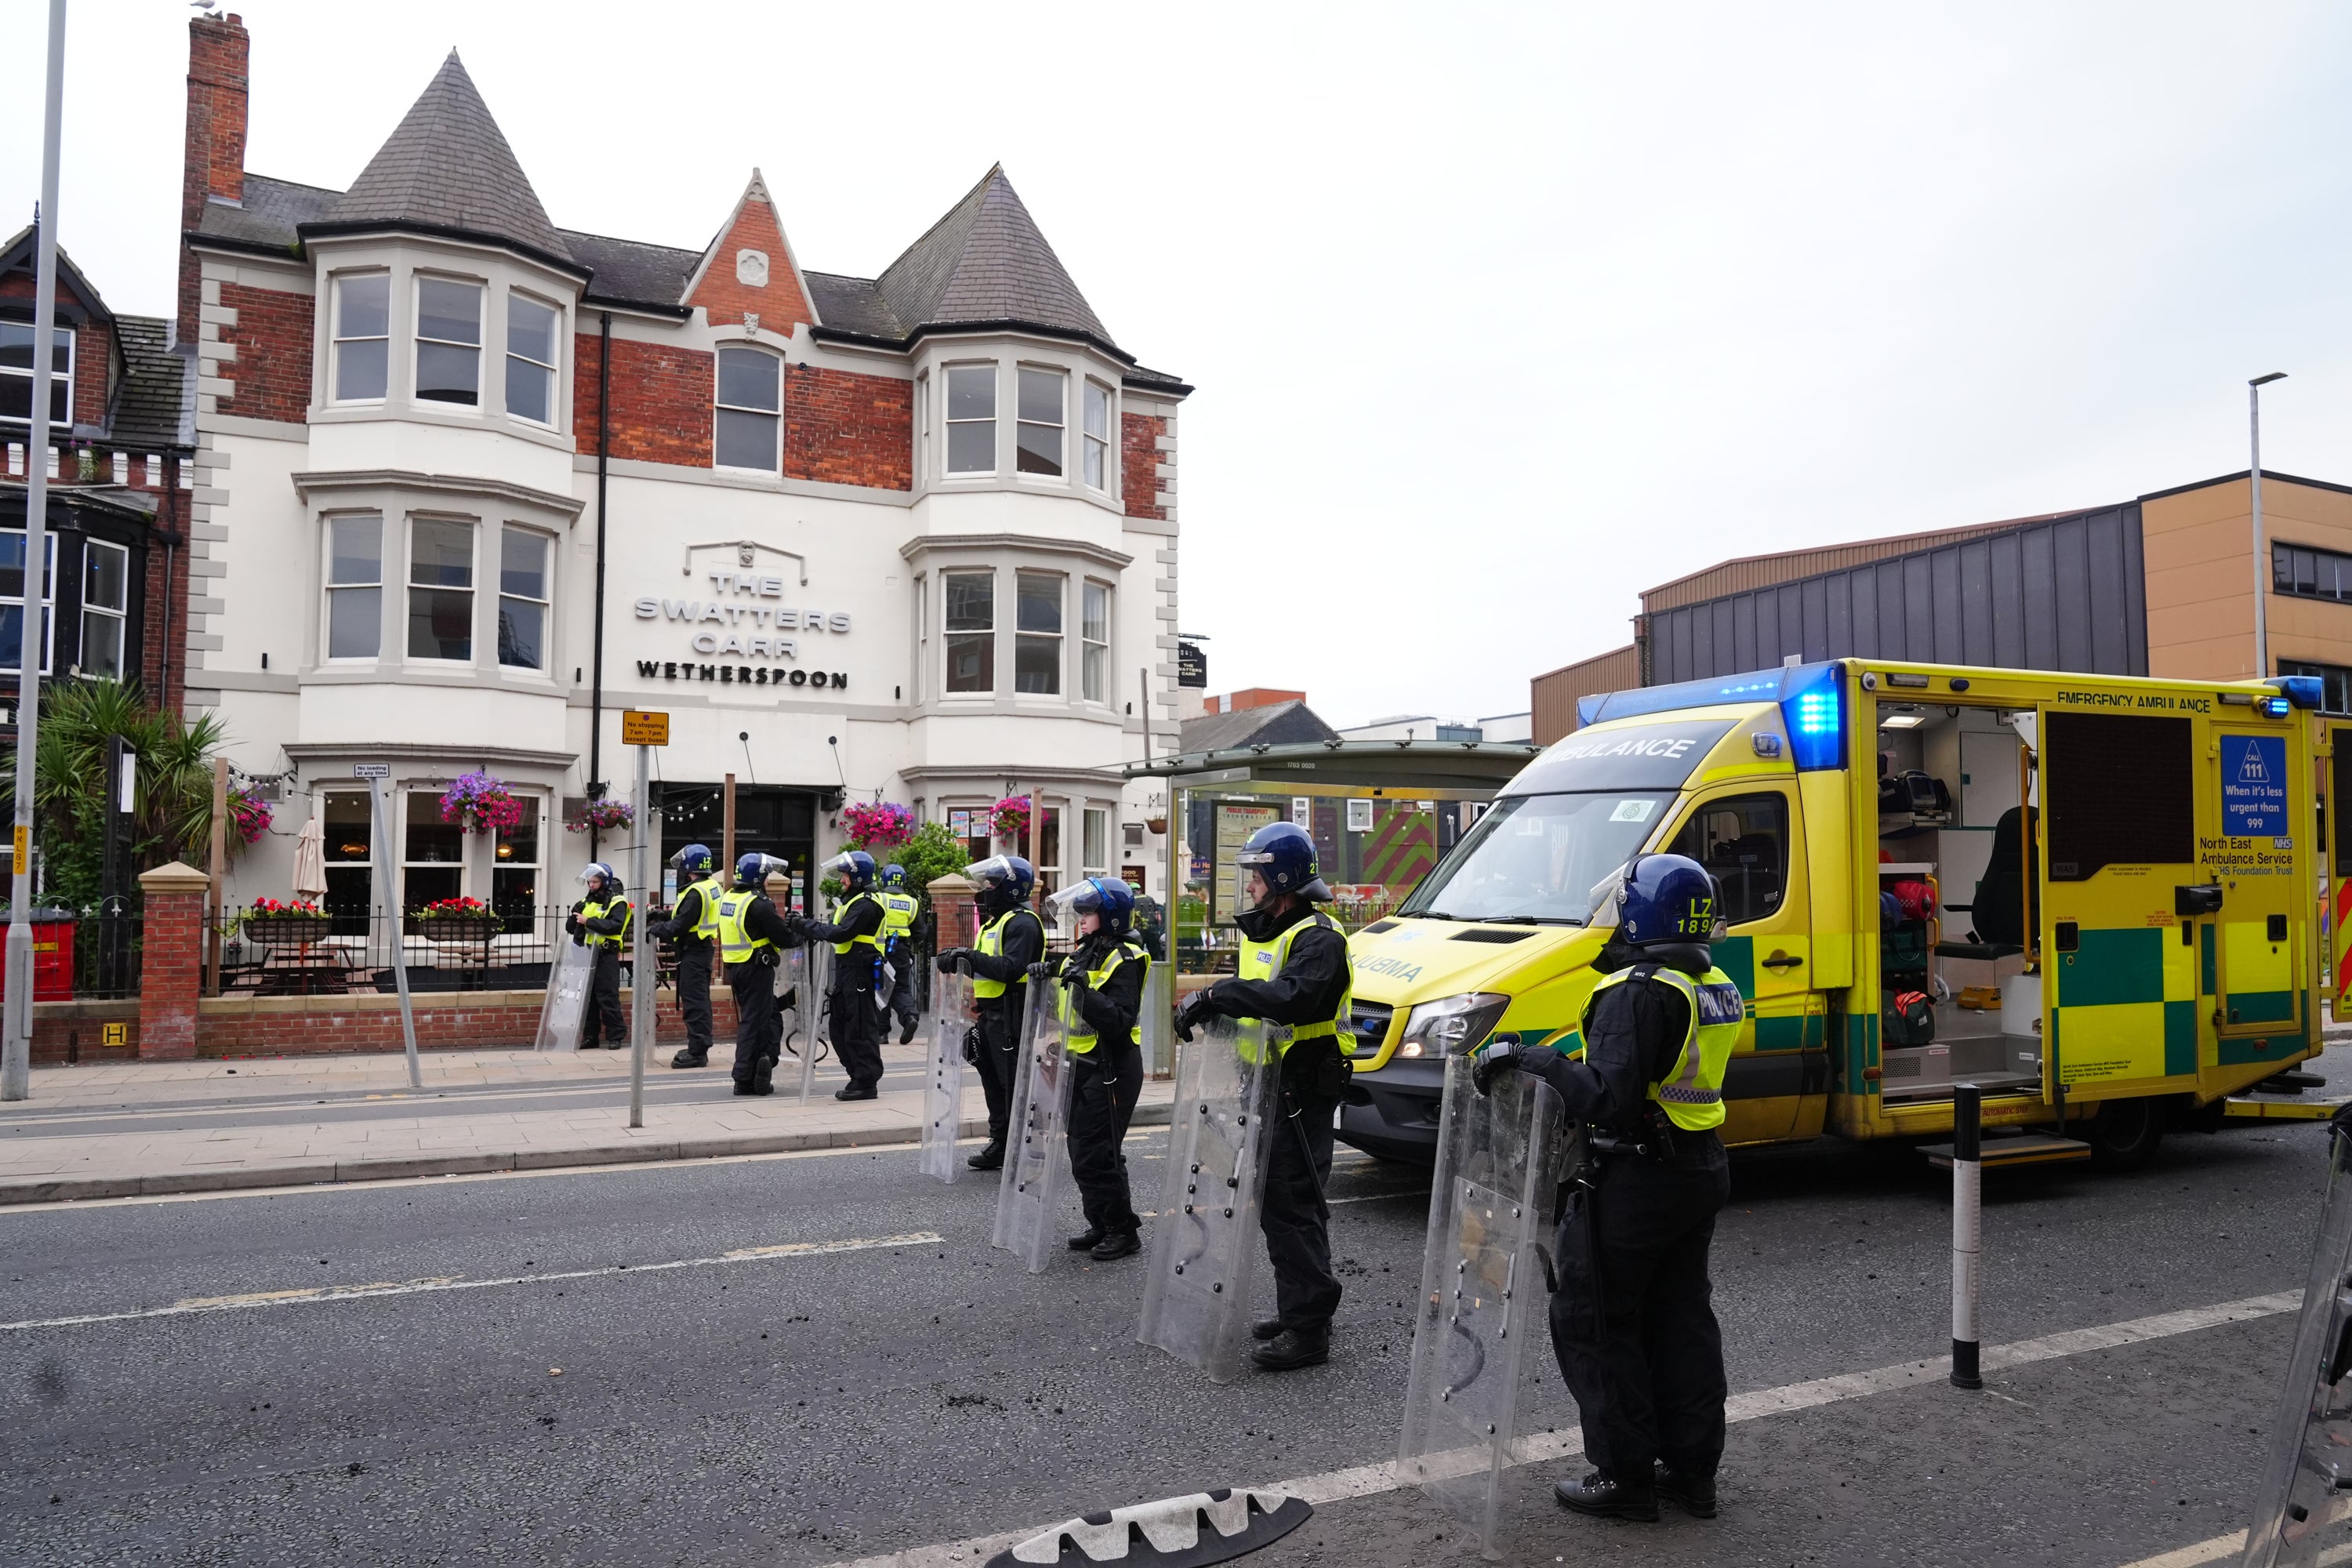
[826,1290,2304,1568]
[0,1231,946,1331]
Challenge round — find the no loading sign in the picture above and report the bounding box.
[2221,734,2288,838]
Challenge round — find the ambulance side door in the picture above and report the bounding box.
[1664,785,1826,1143]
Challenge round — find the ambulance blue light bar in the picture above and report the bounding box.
[2265,675,2324,712]
[1575,661,1849,772]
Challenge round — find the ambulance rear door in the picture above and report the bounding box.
[2208,724,2309,1069]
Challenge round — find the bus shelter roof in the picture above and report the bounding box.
[1122,739,1541,797]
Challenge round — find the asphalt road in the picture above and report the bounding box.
[0,1114,2332,1567]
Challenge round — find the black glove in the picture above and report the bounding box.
[1059,952,1090,982]
[1472,1039,1523,1097]
[1174,987,1221,1043]
[961,1025,982,1066]
[935,948,968,974]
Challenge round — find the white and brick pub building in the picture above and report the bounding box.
[171,13,1187,924]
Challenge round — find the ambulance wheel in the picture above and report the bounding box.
[2085,1097,2166,1171]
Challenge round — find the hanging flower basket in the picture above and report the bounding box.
[991,795,1032,844]
[568,798,633,834]
[242,896,328,947]
[224,785,273,849]
[411,895,501,942]
[440,771,524,836]
[841,800,915,851]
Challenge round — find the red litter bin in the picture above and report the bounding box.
[0,909,80,1003]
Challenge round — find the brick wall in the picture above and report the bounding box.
[216,281,312,423]
[140,877,206,1060]
[785,364,911,490]
[1122,410,1167,520]
[27,1003,142,1065]
[575,332,715,466]
[194,986,743,1058]
[180,13,250,343]
[686,194,813,337]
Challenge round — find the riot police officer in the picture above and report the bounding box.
[877,864,924,1045]
[933,855,1043,1171]
[1173,822,1355,1372]
[1045,876,1151,1261]
[566,862,632,1051]
[792,850,888,1101]
[654,844,723,1068]
[1474,852,1738,1523]
[716,852,796,1095]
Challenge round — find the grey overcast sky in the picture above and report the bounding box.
[6,2,2350,728]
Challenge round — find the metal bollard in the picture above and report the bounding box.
[1951,1080,1984,1389]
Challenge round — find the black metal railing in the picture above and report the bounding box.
[216,905,583,997]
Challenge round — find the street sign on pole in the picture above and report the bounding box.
[621,710,670,747]
[358,767,421,1090]
[629,741,652,1129]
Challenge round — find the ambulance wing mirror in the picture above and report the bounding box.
[2175,885,2224,918]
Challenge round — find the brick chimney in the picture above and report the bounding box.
[178,12,249,342]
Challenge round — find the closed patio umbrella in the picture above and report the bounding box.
[292,809,327,900]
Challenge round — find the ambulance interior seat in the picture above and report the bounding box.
[1936,804,2038,961]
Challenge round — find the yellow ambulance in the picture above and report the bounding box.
[1337,659,2328,1168]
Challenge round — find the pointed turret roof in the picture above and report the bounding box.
[870,165,1112,349]
[314,52,575,269]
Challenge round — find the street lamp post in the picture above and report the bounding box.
[2,0,70,1103]
[2251,372,2288,681]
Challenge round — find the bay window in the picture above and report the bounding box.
[414,278,484,407]
[325,515,383,660]
[1016,367,1065,477]
[715,347,781,471]
[505,293,560,426]
[497,524,550,670]
[1082,380,1111,490]
[946,365,996,474]
[407,517,475,661]
[0,531,56,674]
[80,539,127,678]
[1015,570,1062,695]
[1081,581,1109,703]
[332,274,389,402]
[944,569,995,694]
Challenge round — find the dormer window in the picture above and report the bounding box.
[0,322,72,426]
[414,278,483,407]
[714,347,781,472]
[505,294,560,426]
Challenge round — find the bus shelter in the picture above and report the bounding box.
[1123,738,1541,982]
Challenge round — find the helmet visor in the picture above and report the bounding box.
[819,851,861,880]
[1584,863,1628,932]
[964,855,1014,888]
[1045,880,1104,918]
[579,862,613,886]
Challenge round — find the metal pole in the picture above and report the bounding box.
[2,0,68,1103]
[101,734,121,993]
[2250,372,2287,681]
[722,771,736,888]
[368,776,422,1091]
[1951,1081,1984,1389]
[207,756,227,996]
[629,743,649,1129]
[586,311,612,862]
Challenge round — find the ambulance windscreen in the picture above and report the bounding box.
[1399,791,1672,925]
[1500,719,1737,797]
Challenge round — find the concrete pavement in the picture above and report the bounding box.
[0,1037,1173,1205]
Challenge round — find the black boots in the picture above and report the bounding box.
[670,1048,708,1069]
[899,1019,919,1045]
[1653,1467,1718,1519]
[835,1083,877,1102]
[1250,1318,1284,1341]
[967,1141,1006,1171]
[1088,1231,1140,1261]
[1554,1472,1659,1522]
[1068,1227,1105,1251]
[1250,1323,1329,1371]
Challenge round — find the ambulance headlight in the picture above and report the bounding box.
[1399,993,1512,1057]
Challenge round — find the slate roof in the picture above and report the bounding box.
[1178,701,1341,755]
[108,315,189,450]
[861,166,1116,351]
[189,174,338,255]
[317,53,575,269]
[562,230,698,315]
[802,271,901,339]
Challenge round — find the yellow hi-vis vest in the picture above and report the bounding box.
[1058,941,1149,1055]
[879,890,920,945]
[1579,962,1744,1133]
[973,907,1034,1000]
[716,891,772,966]
[831,892,887,956]
[579,897,632,949]
[1236,909,1356,1057]
[686,876,725,942]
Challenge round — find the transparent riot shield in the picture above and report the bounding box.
[1135,1013,1285,1384]
[1397,1054,1570,1559]
[2242,1113,2352,1567]
[993,974,1076,1273]
[1138,963,1176,1079]
[532,940,594,1052]
[795,942,833,1102]
[921,970,974,1183]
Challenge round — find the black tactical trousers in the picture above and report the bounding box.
[728,963,780,1091]
[1067,1044,1144,1236]
[1261,1048,1343,1330]
[1550,1130,1730,1483]
[886,947,919,1029]
[674,943,713,1053]
[974,1000,1022,1142]
[829,955,886,1091]
[580,946,626,1048]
